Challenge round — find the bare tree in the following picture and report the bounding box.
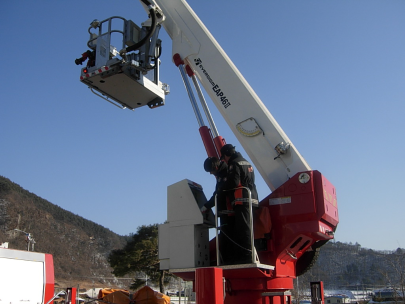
[378,248,405,304]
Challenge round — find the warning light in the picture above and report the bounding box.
[83,68,88,74]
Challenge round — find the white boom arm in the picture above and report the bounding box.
[141,0,310,191]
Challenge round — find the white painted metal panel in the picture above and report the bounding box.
[159,179,212,270]
[0,252,45,304]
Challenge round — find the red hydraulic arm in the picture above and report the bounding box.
[173,53,225,158]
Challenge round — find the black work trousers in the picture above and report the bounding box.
[219,203,255,264]
[233,203,253,263]
[218,214,235,265]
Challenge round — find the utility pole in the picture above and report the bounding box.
[14,229,36,251]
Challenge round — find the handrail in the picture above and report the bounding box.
[214,186,255,265]
[89,88,127,109]
[46,290,66,304]
[87,16,127,50]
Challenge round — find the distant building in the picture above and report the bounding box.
[325,295,351,304]
[369,288,404,304]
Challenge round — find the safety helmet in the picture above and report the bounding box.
[203,157,214,172]
[204,157,221,173]
[220,144,235,159]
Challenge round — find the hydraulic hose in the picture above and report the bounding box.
[124,8,157,53]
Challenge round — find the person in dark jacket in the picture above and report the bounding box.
[219,144,258,264]
[201,156,234,265]
[201,156,228,212]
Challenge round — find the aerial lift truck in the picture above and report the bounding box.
[75,0,339,303]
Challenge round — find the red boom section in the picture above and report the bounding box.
[259,170,338,275]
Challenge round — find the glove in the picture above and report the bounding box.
[200,206,208,213]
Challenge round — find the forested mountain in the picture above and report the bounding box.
[0,176,129,289]
[297,241,405,292]
[1,175,403,293]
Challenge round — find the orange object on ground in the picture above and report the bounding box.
[98,288,130,304]
[132,286,170,304]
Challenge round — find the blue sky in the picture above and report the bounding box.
[1,1,404,251]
